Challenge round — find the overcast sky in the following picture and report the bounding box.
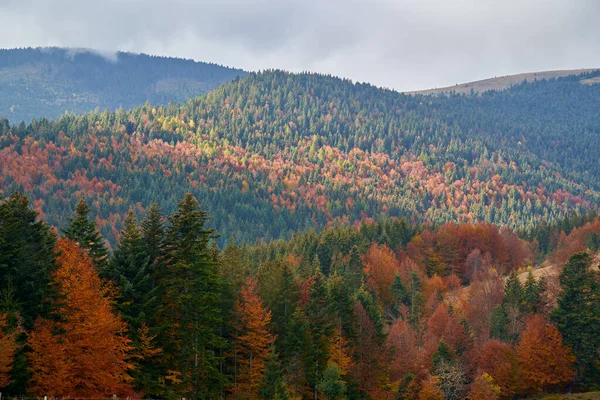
[1,0,599,91]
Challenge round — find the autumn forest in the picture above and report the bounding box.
[0,50,600,399]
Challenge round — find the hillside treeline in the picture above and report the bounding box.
[1,191,599,399]
[1,70,600,246]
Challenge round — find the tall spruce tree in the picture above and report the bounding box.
[158,193,227,399]
[62,199,108,271]
[551,252,600,390]
[140,202,165,267]
[305,266,336,400]
[260,346,289,400]
[0,191,57,394]
[107,211,161,396]
[0,191,57,326]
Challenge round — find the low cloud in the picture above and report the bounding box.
[1,0,599,91]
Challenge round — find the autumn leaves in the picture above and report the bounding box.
[28,239,134,397]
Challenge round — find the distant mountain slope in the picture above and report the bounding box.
[406,68,599,95]
[1,69,600,245]
[0,47,246,123]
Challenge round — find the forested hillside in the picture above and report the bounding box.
[0,47,245,123]
[1,69,600,245]
[1,192,599,398]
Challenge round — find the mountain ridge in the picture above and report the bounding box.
[406,68,600,95]
[0,47,246,123]
[2,68,600,245]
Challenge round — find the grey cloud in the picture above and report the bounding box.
[0,0,599,91]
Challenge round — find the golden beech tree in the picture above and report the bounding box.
[0,313,20,388]
[467,373,500,400]
[418,375,444,400]
[327,328,353,376]
[233,277,277,399]
[516,315,575,394]
[363,243,400,307]
[27,238,134,397]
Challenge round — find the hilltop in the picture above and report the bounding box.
[0,47,246,123]
[1,68,600,245]
[406,68,600,95]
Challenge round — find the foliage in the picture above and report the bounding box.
[0,313,19,388]
[517,315,575,394]
[2,70,600,247]
[27,238,133,397]
[551,252,600,390]
[0,189,598,398]
[232,277,277,398]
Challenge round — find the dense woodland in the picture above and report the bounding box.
[1,70,600,246]
[1,191,599,399]
[1,56,600,398]
[0,48,245,123]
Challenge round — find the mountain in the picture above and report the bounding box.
[406,68,599,95]
[1,68,600,246]
[0,47,246,123]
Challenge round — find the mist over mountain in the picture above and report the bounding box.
[0,47,246,123]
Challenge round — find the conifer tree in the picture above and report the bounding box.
[107,211,161,396]
[317,364,346,400]
[0,191,57,327]
[305,267,336,399]
[140,202,165,268]
[551,252,600,389]
[0,191,57,393]
[62,199,108,271]
[158,193,227,399]
[283,307,309,396]
[260,346,289,400]
[523,272,545,314]
[271,262,300,359]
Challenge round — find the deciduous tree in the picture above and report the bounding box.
[27,238,133,397]
[517,315,574,394]
[233,277,277,399]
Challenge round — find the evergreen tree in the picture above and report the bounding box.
[107,211,161,396]
[523,272,545,314]
[271,262,300,359]
[493,271,525,342]
[432,340,453,372]
[62,199,108,271]
[0,191,57,394]
[140,202,165,268]
[328,271,357,340]
[551,252,600,390]
[317,364,346,400]
[259,346,289,400]
[392,274,409,317]
[284,307,309,397]
[0,191,57,327]
[158,193,227,399]
[305,267,336,399]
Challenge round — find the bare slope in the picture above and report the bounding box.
[406,68,600,95]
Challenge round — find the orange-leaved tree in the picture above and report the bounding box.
[475,339,522,398]
[516,315,575,394]
[28,238,134,397]
[233,277,277,399]
[0,313,20,388]
[362,243,400,308]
